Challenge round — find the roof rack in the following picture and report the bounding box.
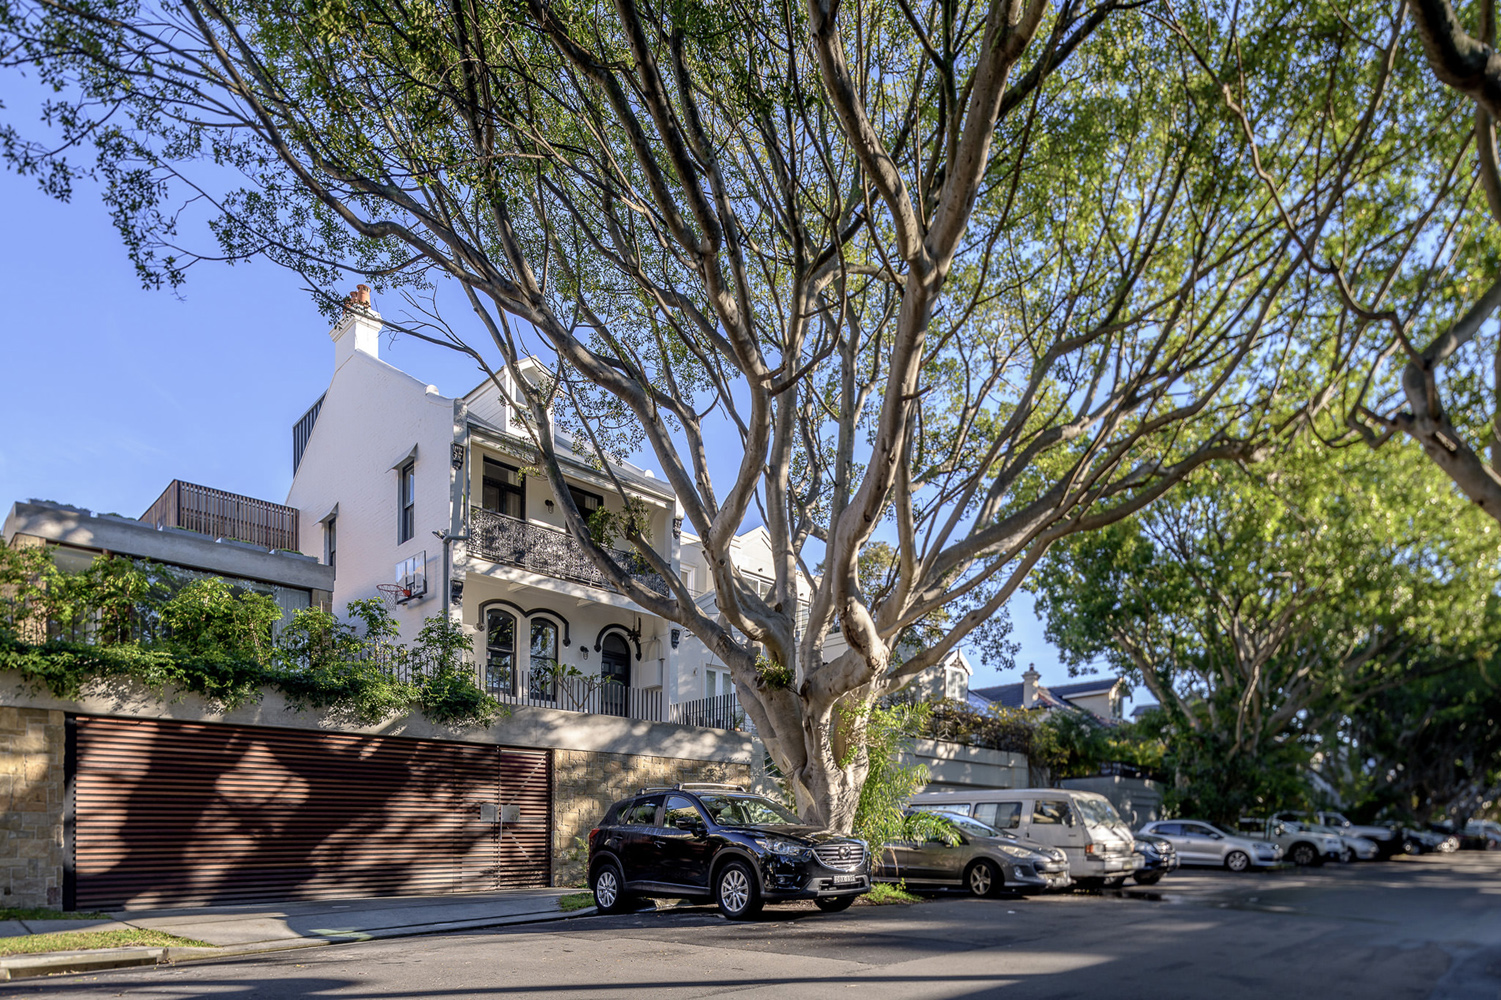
[636,782,746,795]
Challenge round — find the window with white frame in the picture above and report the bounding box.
[397,461,416,543]
[705,666,733,699]
[945,666,965,702]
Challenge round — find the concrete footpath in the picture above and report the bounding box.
[0,887,594,981]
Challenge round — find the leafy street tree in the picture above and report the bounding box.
[0,0,1391,826]
[1033,444,1501,818]
[1183,0,1501,520]
[1329,655,1501,824]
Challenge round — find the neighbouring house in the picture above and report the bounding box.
[3,493,336,624]
[970,665,1133,723]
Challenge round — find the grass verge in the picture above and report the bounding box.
[557,892,595,912]
[860,881,921,905]
[0,928,212,956]
[0,908,112,921]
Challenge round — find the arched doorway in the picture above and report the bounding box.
[600,633,631,717]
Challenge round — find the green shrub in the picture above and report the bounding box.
[0,548,504,728]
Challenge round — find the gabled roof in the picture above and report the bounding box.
[968,683,1068,711]
[1047,678,1122,699]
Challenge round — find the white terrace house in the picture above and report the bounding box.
[286,293,696,722]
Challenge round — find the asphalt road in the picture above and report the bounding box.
[6,853,1499,1000]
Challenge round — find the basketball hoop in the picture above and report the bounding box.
[376,582,410,606]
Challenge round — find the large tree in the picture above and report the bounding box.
[1184,0,1501,520]
[1033,443,1500,815]
[0,0,1367,825]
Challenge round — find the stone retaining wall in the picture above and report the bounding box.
[552,749,752,887]
[0,707,65,909]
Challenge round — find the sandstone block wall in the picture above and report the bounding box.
[552,748,752,886]
[0,707,65,909]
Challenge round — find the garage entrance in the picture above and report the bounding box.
[68,716,551,910]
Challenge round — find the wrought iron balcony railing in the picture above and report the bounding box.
[467,507,667,595]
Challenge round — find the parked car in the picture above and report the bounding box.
[1139,820,1282,871]
[1460,820,1501,850]
[1239,817,1343,866]
[909,788,1139,885]
[1393,827,1455,854]
[873,810,1071,896]
[1333,833,1381,862]
[1131,836,1180,884]
[1273,810,1399,857]
[587,783,870,919]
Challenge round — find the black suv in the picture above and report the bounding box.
[587,783,870,919]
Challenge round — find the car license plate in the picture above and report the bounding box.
[832,874,860,885]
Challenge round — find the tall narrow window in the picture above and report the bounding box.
[482,458,525,518]
[485,608,516,695]
[398,461,416,543]
[324,516,337,572]
[529,618,559,701]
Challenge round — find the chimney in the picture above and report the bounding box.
[329,284,382,368]
[1022,663,1041,709]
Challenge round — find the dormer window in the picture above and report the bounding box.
[945,667,965,702]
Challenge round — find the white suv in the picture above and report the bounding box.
[1240,817,1343,866]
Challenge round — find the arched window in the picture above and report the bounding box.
[529,618,559,701]
[485,608,516,695]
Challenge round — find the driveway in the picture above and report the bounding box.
[6,853,1497,1000]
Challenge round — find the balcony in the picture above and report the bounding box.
[472,664,754,733]
[468,507,667,595]
[141,481,300,551]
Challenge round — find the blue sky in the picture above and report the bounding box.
[0,165,1109,698]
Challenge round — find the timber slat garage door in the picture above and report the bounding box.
[71,716,551,909]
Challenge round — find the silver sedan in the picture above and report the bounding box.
[1139,820,1283,871]
[875,811,1072,896]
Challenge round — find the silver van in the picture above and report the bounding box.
[909,788,1139,884]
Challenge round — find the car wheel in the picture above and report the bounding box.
[714,860,763,920]
[1224,850,1251,873]
[966,859,1003,898]
[1289,842,1319,867]
[1133,870,1165,885]
[1402,838,1421,855]
[1339,846,1354,864]
[814,895,856,913]
[591,861,632,915]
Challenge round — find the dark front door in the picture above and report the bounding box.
[600,634,631,717]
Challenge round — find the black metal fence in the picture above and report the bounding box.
[669,694,754,734]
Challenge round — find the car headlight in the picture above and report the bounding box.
[756,837,809,857]
[1154,840,1171,852]
[999,845,1035,859]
